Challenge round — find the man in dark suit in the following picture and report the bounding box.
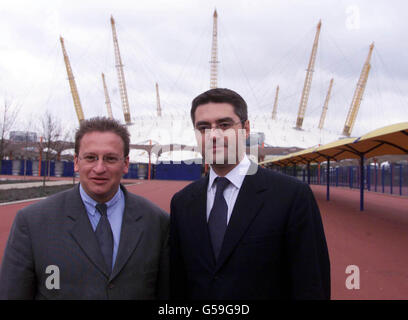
[170,88,330,299]
[0,117,169,299]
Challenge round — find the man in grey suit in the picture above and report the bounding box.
[0,117,169,299]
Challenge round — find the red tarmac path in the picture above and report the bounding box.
[0,179,407,299]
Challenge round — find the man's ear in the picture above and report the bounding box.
[123,156,130,174]
[74,154,79,172]
[244,120,250,139]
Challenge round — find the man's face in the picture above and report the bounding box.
[193,102,249,165]
[74,131,129,203]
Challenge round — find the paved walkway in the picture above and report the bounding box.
[1,179,407,299]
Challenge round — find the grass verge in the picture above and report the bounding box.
[0,184,77,203]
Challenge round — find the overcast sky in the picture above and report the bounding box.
[1,0,407,139]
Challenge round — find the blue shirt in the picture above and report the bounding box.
[79,184,125,270]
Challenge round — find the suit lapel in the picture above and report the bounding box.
[215,165,267,272]
[186,176,216,270]
[110,186,144,281]
[66,185,111,278]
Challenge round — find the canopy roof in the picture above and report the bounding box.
[260,122,408,166]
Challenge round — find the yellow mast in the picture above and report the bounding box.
[101,73,113,119]
[59,36,84,124]
[156,82,162,117]
[272,85,279,120]
[110,16,131,124]
[342,43,374,137]
[210,9,219,89]
[296,20,322,129]
[318,78,334,130]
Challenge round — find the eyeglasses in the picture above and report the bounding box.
[195,120,244,133]
[78,155,125,165]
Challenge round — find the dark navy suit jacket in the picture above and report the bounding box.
[170,165,330,300]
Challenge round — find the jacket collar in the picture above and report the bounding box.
[67,184,145,280]
[188,163,268,271]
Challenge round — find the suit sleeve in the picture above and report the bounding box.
[286,183,331,299]
[169,194,188,299]
[0,210,36,299]
[156,212,170,300]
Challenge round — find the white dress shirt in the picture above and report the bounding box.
[206,155,251,224]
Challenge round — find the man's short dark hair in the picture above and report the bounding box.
[190,88,248,125]
[75,117,130,156]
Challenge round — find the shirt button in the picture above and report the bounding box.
[108,283,115,289]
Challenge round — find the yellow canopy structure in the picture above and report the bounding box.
[259,122,408,211]
[261,122,408,166]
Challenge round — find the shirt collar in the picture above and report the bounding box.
[79,184,122,216]
[208,154,251,191]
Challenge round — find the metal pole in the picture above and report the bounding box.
[38,137,43,177]
[374,161,377,192]
[390,163,393,195]
[148,140,152,180]
[382,164,385,193]
[360,155,364,211]
[326,158,330,201]
[399,163,402,196]
[367,164,371,191]
[336,167,339,187]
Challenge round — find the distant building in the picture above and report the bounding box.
[9,131,37,142]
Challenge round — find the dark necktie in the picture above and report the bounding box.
[208,177,230,261]
[95,203,113,274]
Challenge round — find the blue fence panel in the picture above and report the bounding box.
[287,162,408,197]
[63,161,74,177]
[403,164,408,196]
[40,161,55,176]
[155,162,201,181]
[137,163,149,179]
[19,160,33,176]
[123,163,139,179]
[1,160,12,175]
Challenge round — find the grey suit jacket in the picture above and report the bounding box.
[0,184,169,300]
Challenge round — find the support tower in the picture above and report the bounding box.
[59,36,84,124]
[111,16,131,124]
[295,20,322,129]
[272,85,279,120]
[342,43,374,137]
[101,73,113,119]
[318,78,334,130]
[210,9,219,89]
[156,83,162,117]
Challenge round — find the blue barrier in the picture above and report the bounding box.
[1,160,12,175]
[155,161,201,181]
[63,161,74,177]
[123,163,139,179]
[19,160,33,176]
[40,161,55,176]
[282,163,408,197]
